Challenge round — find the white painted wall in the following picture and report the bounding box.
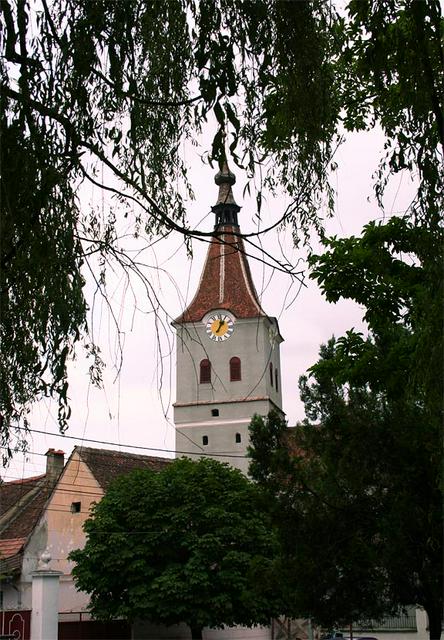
[175,316,283,407]
[175,315,284,474]
[31,563,62,640]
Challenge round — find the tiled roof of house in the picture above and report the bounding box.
[0,537,26,558]
[76,446,172,490]
[0,474,56,575]
[0,476,53,543]
[0,447,171,576]
[0,475,45,517]
[175,226,265,323]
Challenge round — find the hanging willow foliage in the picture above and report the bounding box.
[1,0,442,457]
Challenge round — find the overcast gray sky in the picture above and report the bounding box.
[6,125,416,481]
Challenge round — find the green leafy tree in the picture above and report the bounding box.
[340,0,443,223]
[70,457,281,640]
[248,217,443,639]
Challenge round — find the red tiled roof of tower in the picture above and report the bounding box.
[176,228,265,322]
[176,161,266,323]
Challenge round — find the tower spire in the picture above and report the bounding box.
[175,158,265,324]
[212,160,241,228]
[174,153,284,477]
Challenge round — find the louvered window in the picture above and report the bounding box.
[230,357,241,381]
[200,359,211,383]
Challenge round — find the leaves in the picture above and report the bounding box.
[70,458,281,630]
[249,215,443,635]
[340,0,443,222]
[309,217,443,405]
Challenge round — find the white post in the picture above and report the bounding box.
[31,550,62,640]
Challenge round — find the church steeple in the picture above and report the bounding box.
[212,161,241,228]
[175,163,264,324]
[173,160,284,475]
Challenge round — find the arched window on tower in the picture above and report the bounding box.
[200,359,211,384]
[230,357,241,381]
[275,368,279,392]
[269,362,273,387]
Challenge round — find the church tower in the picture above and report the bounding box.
[173,163,284,474]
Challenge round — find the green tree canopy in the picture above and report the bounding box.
[341,0,443,223]
[248,217,443,639]
[70,457,280,640]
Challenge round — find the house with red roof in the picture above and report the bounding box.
[0,446,170,639]
[0,449,65,584]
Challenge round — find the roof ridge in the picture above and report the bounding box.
[74,445,172,491]
[3,473,46,485]
[75,445,172,462]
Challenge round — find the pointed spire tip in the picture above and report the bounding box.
[215,160,236,187]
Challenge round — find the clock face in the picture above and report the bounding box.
[205,312,234,342]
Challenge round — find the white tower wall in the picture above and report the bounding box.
[174,315,283,475]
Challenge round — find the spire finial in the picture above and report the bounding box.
[215,159,235,188]
[212,157,240,227]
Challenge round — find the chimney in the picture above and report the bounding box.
[45,449,65,481]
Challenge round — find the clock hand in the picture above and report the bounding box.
[216,319,225,333]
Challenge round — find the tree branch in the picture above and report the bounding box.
[90,67,203,108]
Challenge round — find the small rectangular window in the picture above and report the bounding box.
[202,435,208,446]
[235,433,241,443]
[211,408,219,417]
[71,501,81,513]
[275,368,279,392]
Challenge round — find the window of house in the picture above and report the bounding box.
[275,368,279,392]
[71,501,81,513]
[230,356,241,381]
[200,359,211,384]
[235,433,241,443]
[269,362,273,386]
[202,435,209,446]
[211,408,219,417]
